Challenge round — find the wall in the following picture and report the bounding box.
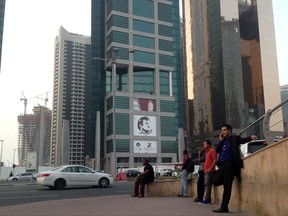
[213,138,288,215]
[147,138,288,216]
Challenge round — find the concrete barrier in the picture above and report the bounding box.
[147,178,196,197]
[147,138,288,216]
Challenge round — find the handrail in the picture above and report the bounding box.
[238,97,288,145]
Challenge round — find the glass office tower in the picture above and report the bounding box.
[183,0,282,146]
[91,0,183,174]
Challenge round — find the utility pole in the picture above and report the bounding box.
[0,140,3,179]
[20,92,27,166]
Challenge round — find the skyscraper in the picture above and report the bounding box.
[50,26,91,166]
[91,0,183,174]
[18,106,51,167]
[183,0,282,147]
[0,0,6,72]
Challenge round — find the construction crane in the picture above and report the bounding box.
[20,91,28,116]
[20,91,52,111]
[35,91,51,107]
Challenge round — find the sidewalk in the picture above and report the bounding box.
[0,195,254,216]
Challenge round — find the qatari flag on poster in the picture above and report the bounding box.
[133,98,156,112]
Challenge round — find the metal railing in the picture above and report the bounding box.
[238,98,288,145]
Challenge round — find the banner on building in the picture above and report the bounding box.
[133,98,156,112]
[133,115,156,136]
[134,140,157,153]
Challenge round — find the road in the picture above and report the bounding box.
[0,180,134,207]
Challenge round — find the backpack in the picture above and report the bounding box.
[186,157,195,173]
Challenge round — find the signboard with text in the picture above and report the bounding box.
[133,140,157,153]
[26,151,37,172]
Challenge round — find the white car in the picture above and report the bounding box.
[37,165,114,190]
[240,140,267,158]
[7,172,36,181]
[155,168,173,177]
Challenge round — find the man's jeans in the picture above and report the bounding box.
[204,172,215,201]
[180,169,189,196]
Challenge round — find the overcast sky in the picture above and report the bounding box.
[0,0,287,167]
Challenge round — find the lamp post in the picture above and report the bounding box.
[93,48,118,173]
[13,149,17,165]
[0,140,3,179]
[0,140,3,163]
[12,149,17,175]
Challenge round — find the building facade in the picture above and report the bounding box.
[183,0,282,149]
[0,0,6,72]
[50,26,91,166]
[91,0,183,174]
[18,106,51,167]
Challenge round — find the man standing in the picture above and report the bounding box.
[200,139,217,204]
[213,124,257,213]
[132,158,154,198]
[194,147,205,202]
[177,149,190,197]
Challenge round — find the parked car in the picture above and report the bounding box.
[172,165,199,178]
[37,165,114,190]
[123,169,141,177]
[155,168,173,177]
[7,172,36,181]
[240,140,267,158]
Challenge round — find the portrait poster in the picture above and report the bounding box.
[133,115,156,136]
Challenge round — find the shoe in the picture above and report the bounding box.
[200,200,210,204]
[131,194,138,197]
[178,194,188,197]
[194,198,201,202]
[212,208,229,213]
[138,195,144,198]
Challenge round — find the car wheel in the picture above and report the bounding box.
[12,178,18,181]
[156,173,160,177]
[99,178,109,188]
[54,179,66,190]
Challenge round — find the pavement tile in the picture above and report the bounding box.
[0,195,254,216]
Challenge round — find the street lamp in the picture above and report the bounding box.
[93,48,118,173]
[0,140,3,164]
[0,140,3,179]
[13,148,17,165]
[93,48,134,174]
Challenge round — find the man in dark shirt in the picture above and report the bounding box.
[177,149,190,197]
[213,124,256,213]
[132,158,154,198]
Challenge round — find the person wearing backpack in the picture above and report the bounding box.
[177,149,190,197]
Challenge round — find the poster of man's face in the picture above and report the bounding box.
[133,115,156,136]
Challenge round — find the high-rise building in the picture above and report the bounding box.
[18,106,51,167]
[0,0,6,72]
[50,26,91,166]
[91,0,183,174]
[183,0,282,148]
[280,84,288,137]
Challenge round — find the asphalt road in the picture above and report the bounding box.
[0,180,134,207]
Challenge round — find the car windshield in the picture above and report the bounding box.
[49,166,64,171]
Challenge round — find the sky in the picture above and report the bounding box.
[0,0,287,167]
